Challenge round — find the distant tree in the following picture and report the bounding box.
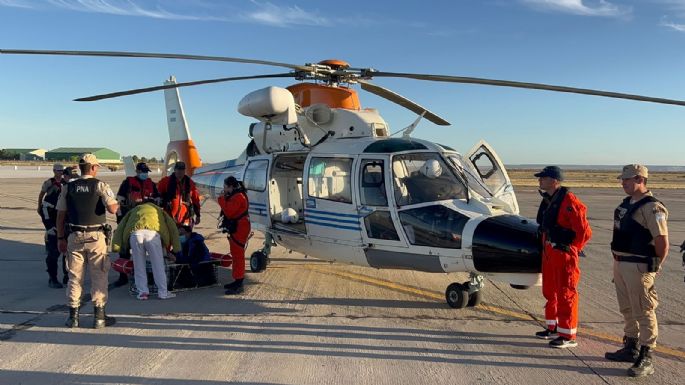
[149,157,157,163]
[69,155,80,162]
[140,156,148,163]
[131,155,140,163]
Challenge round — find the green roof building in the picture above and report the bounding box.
[1,148,46,161]
[45,147,121,164]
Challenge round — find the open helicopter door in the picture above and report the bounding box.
[465,140,519,214]
[242,155,272,232]
[356,156,406,248]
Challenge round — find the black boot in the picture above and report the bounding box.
[628,346,655,377]
[605,336,639,362]
[48,276,64,289]
[93,306,116,329]
[113,273,129,288]
[224,279,244,295]
[65,307,79,328]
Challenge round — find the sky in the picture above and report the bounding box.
[0,0,684,165]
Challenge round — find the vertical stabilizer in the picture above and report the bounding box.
[164,76,191,141]
[162,76,202,176]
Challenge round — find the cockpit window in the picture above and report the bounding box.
[392,153,467,206]
[447,155,493,198]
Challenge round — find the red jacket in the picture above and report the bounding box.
[158,175,201,224]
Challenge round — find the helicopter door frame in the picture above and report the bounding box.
[465,140,519,214]
[242,155,272,232]
[303,154,363,244]
[356,156,407,248]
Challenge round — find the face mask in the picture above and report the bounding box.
[179,235,187,243]
[138,173,149,181]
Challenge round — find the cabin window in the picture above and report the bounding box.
[308,157,353,204]
[392,153,467,206]
[360,159,387,206]
[243,160,269,192]
[399,205,469,249]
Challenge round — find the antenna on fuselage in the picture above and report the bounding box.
[390,111,426,138]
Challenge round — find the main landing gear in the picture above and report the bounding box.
[250,232,273,273]
[445,272,484,309]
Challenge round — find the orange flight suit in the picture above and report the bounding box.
[539,188,592,339]
[218,191,251,280]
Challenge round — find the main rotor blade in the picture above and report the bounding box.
[358,80,450,126]
[0,49,311,71]
[370,71,685,107]
[74,73,296,102]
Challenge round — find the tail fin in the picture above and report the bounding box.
[163,76,202,176]
[122,156,136,177]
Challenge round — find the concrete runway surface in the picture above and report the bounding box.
[1,175,684,385]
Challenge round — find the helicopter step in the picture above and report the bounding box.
[445,272,484,309]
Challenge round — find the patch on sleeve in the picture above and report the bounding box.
[655,212,666,223]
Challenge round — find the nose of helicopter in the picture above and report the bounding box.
[470,215,541,273]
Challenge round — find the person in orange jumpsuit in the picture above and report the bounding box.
[218,176,251,295]
[157,162,201,226]
[534,166,592,348]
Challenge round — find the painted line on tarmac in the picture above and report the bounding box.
[306,265,685,360]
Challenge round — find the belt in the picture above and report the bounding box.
[67,224,105,232]
[614,255,650,264]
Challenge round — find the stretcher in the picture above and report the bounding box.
[111,252,233,294]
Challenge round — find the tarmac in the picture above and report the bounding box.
[1,172,684,385]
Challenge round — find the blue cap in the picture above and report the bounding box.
[534,166,564,181]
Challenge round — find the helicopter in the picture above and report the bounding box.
[3,49,684,309]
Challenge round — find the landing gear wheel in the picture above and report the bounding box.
[445,283,468,309]
[250,251,268,273]
[463,281,482,307]
[467,290,482,307]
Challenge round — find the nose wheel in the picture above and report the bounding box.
[250,251,269,272]
[445,273,484,309]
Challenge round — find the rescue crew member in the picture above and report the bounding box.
[157,161,201,226]
[218,176,250,295]
[605,164,668,377]
[112,202,181,300]
[56,154,118,329]
[113,161,159,287]
[38,163,67,288]
[116,162,159,221]
[534,166,592,348]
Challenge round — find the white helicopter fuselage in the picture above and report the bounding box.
[189,98,542,289]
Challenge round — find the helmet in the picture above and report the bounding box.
[420,159,442,179]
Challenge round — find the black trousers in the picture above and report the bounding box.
[45,233,67,278]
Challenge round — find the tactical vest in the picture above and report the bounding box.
[43,178,62,206]
[611,196,659,258]
[66,178,106,226]
[42,178,62,222]
[126,176,155,204]
[537,187,576,247]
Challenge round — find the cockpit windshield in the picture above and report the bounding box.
[392,153,467,206]
[447,154,493,198]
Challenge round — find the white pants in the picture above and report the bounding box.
[130,229,169,297]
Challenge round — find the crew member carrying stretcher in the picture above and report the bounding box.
[218,176,251,295]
